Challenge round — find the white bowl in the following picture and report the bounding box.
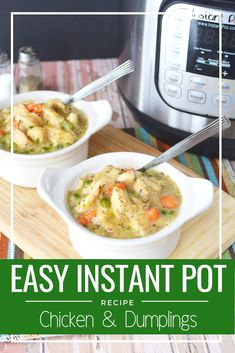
[0,91,112,188]
[37,152,214,259]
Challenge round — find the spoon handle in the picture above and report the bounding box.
[138,117,231,172]
[63,60,135,105]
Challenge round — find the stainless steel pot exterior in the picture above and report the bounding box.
[119,0,235,140]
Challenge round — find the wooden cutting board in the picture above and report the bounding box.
[1,125,235,259]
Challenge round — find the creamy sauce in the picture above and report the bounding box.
[68,166,182,239]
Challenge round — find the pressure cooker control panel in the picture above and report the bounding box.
[158,3,235,118]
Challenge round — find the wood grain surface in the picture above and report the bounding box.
[0,125,235,259]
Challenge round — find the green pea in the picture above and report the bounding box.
[100,197,111,208]
[83,180,92,188]
[13,142,19,152]
[72,192,80,199]
[42,146,51,152]
[0,119,6,127]
[71,193,80,204]
[160,209,175,216]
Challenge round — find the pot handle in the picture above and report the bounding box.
[88,100,112,134]
[186,177,214,221]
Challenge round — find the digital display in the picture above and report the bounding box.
[186,19,235,79]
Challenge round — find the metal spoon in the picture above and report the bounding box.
[138,116,231,172]
[63,60,135,105]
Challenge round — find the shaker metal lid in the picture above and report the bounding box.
[18,46,39,63]
[0,49,9,64]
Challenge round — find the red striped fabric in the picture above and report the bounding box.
[0,233,8,259]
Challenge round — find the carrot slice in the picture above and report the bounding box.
[85,209,96,221]
[34,104,43,115]
[160,195,178,209]
[104,182,126,197]
[13,118,20,129]
[26,103,35,112]
[78,209,96,227]
[78,216,89,226]
[105,185,114,196]
[26,103,43,115]
[0,129,5,137]
[115,182,126,190]
[145,207,160,221]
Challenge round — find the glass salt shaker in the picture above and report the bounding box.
[0,49,16,103]
[18,47,43,93]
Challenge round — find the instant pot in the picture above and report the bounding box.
[119,0,235,158]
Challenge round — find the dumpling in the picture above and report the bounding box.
[14,129,32,150]
[78,166,121,212]
[27,127,47,143]
[43,107,65,125]
[47,128,77,145]
[14,104,43,130]
[117,169,136,186]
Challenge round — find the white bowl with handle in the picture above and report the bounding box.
[37,152,214,259]
[0,91,112,188]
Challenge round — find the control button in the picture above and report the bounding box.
[190,76,207,89]
[171,44,181,52]
[172,9,186,19]
[168,42,182,55]
[188,90,206,104]
[210,61,218,67]
[164,83,181,98]
[166,60,181,69]
[172,16,183,23]
[218,81,230,91]
[171,47,181,56]
[165,70,183,84]
[222,70,229,77]
[171,24,183,33]
[173,31,183,39]
[212,94,231,108]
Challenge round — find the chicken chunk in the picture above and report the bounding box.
[117,169,136,186]
[111,186,148,236]
[95,210,117,235]
[111,187,136,218]
[14,104,43,129]
[43,107,65,126]
[47,128,77,145]
[133,176,162,202]
[67,112,79,129]
[78,166,121,212]
[131,210,151,236]
[14,129,32,150]
[43,99,71,126]
[133,176,151,202]
[27,127,48,143]
[45,99,70,115]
